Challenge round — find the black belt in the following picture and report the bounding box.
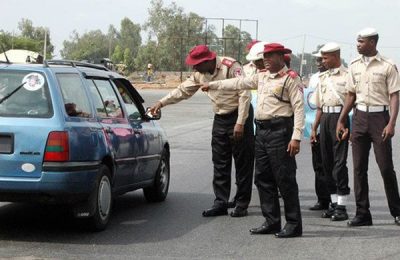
[255,117,292,130]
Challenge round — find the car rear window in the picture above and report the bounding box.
[0,70,52,118]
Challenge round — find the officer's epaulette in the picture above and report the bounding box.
[221,58,235,68]
[350,56,362,65]
[287,69,298,79]
[380,55,396,66]
[319,70,329,78]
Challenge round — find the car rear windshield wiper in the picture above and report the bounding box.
[0,82,26,104]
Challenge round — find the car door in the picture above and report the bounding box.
[85,78,137,188]
[113,79,162,183]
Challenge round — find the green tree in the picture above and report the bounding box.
[143,0,187,70]
[0,19,54,58]
[134,40,160,71]
[18,18,54,58]
[142,0,251,71]
[222,24,252,63]
[109,18,142,72]
[123,47,135,72]
[0,30,13,50]
[107,25,119,59]
[61,30,109,62]
[111,45,124,64]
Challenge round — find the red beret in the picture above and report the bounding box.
[185,45,217,66]
[245,40,260,51]
[263,43,292,54]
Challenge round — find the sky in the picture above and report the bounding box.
[2,0,400,65]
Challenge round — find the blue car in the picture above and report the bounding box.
[0,60,170,231]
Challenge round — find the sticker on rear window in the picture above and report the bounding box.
[22,73,45,91]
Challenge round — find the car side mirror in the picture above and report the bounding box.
[145,107,161,120]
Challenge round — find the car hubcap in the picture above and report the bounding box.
[159,159,168,193]
[98,176,111,220]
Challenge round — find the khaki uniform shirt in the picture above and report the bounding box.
[243,62,257,77]
[208,66,304,140]
[347,53,400,105]
[315,65,348,108]
[159,56,250,125]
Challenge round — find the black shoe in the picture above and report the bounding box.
[309,201,329,211]
[230,206,248,217]
[331,206,348,221]
[275,225,302,238]
[321,203,337,218]
[394,216,400,226]
[249,222,281,235]
[227,201,236,208]
[347,215,373,227]
[202,207,228,217]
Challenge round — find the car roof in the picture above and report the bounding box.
[0,60,125,80]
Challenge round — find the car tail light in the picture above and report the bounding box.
[44,131,69,162]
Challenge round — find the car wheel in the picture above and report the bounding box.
[88,164,113,231]
[143,150,170,202]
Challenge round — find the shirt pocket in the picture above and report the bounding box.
[372,73,386,90]
[335,81,347,94]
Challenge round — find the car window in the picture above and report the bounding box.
[113,80,142,120]
[89,79,123,118]
[56,73,92,117]
[86,79,107,118]
[0,70,52,118]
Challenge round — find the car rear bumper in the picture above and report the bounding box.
[0,161,101,203]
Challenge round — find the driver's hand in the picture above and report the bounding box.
[150,101,162,116]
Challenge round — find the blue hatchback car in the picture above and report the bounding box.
[0,60,170,231]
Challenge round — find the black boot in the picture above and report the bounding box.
[331,205,348,221]
[321,202,336,218]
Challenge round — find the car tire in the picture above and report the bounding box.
[88,164,113,231]
[143,150,170,202]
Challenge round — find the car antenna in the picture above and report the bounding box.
[0,44,11,63]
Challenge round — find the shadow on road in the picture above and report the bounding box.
[0,191,215,244]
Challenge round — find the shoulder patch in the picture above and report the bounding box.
[287,69,298,79]
[222,58,235,68]
[297,83,304,94]
[233,67,243,77]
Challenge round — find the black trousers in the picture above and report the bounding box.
[320,113,350,196]
[352,109,400,217]
[211,106,254,209]
[311,134,331,203]
[254,117,302,229]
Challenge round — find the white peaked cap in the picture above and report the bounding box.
[357,27,378,38]
[312,46,323,57]
[246,41,269,61]
[320,42,340,53]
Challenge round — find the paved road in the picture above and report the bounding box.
[0,89,399,259]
